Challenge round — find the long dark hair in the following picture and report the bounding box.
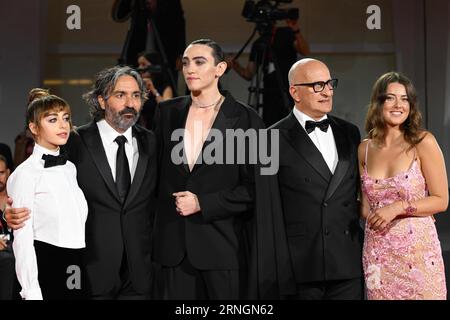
[365,71,424,148]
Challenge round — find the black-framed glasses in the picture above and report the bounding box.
[293,78,338,93]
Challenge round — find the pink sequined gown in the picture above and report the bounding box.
[361,143,446,300]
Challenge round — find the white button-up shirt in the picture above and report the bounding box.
[293,108,339,174]
[96,120,139,182]
[8,143,88,300]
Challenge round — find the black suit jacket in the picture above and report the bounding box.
[152,93,258,271]
[152,93,296,299]
[66,122,157,296]
[270,112,363,283]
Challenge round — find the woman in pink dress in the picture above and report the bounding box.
[358,72,448,300]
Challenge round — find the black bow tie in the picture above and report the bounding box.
[42,151,68,168]
[305,119,331,134]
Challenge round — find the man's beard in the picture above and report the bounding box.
[106,106,140,132]
[0,182,5,193]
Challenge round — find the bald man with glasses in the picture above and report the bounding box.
[268,58,364,300]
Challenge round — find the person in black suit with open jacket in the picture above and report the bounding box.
[5,66,157,299]
[269,58,364,299]
[152,39,294,300]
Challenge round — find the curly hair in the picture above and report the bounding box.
[82,66,147,121]
[365,71,424,148]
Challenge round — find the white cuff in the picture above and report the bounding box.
[21,287,43,300]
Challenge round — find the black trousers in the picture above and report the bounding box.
[34,240,85,300]
[90,249,151,300]
[158,255,243,300]
[288,278,364,300]
[0,243,15,300]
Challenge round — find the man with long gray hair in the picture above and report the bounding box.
[5,66,158,299]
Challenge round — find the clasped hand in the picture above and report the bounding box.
[173,191,201,216]
[367,202,401,231]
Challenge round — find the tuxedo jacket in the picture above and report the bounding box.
[67,122,157,296]
[152,93,265,271]
[270,112,363,284]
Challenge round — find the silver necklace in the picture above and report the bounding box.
[192,95,223,109]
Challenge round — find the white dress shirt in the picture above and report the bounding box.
[96,120,139,182]
[293,108,339,174]
[7,143,88,300]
